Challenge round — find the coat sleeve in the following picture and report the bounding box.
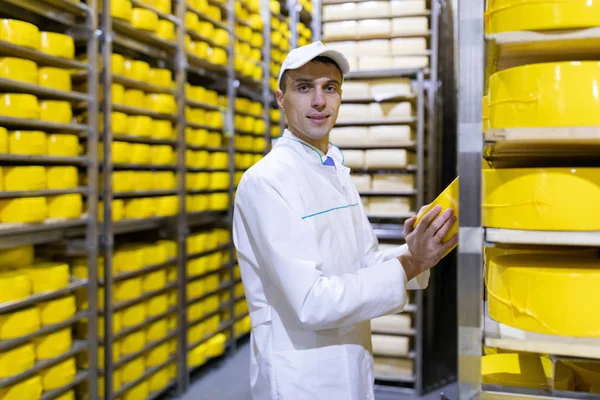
[233,174,410,331]
[358,199,430,290]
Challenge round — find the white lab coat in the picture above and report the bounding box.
[232,130,429,400]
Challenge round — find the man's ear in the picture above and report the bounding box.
[275,89,284,111]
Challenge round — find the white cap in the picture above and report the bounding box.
[277,41,350,89]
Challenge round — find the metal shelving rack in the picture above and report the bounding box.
[0,0,99,398]
[309,0,448,396]
[457,1,600,399]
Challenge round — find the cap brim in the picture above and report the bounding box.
[278,48,350,88]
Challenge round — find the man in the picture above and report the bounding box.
[232,41,457,400]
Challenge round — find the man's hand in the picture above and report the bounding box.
[398,205,458,281]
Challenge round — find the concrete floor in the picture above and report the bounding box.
[173,338,458,400]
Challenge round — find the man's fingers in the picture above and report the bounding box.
[404,216,416,236]
[438,233,459,256]
[416,205,442,232]
[418,204,429,216]
[434,215,457,241]
[427,208,454,235]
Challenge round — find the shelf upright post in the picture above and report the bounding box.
[428,0,441,201]
[85,0,100,397]
[262,0,272,155]
[288,0,299,48]
[311,0,321,41]
[175,0,190,394]
[456,0,485,398]
[100,0,116,398]
[227,0,239,352]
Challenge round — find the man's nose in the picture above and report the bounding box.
[312,88,325,108]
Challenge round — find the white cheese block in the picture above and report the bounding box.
[323,21,358,40]
[341,82,371,100]
[372,334,410,356]
[338,104,372,121]
[366,149,408,169]
[347,56,359,72]
[358,19,391,39]
[324,41,358,56]
[370,102,412,119]
[329,127,370,146]
[374,357,414,377]
[358,56,393,71]
[342,150,365,169]
[394,56,429,69]
[369,125,413,144]
[323,3,357,21]
[357,40,390,56]
[372,314,412,332]
[372,174,415,190]
[357,1,391,19]
[392,17,428,35]
[390,0,426,16]
[362,197,370,208]
[391,38,428,55]
[350,174,372,191]
[368,197,412,214]
[369,79,413,100]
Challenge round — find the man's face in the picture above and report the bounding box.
[276,61,342,140]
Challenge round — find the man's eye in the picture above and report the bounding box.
[325,85,337,92]
[298,85,310,92]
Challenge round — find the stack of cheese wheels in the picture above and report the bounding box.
[0,245,79,398]
[269,0,291,91]
[232,0,264,83]
[184,3,229,67]
[322,0,430,71]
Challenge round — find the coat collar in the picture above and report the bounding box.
[274,130,347,170]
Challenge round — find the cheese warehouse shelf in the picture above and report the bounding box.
[0,116,88,133]
[0,77,89,102]
[457,1,600,400]
[39,370,88,400]
[112,74,177,95]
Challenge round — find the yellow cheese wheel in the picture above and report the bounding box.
[124,59,150,81]
[187,195,209,212]
[152,120,174,139]
[129,115,153,136]
[0,270,30,303]
[99,83,125,105]
[0,94,39,119]
[157,19,176,41]
[562,360,600,391]
[98,199,126,222]
[47,166,77,189]
[105,170,134,192]
[210,152,228,169]
[4,166,46,191]
[86,314,122,338]
[211,48,228,66]
[40,101,72,124]
[122,381,149,400]
[124,89,145,109]
[115,277,143,301]
[187,257,207,276]
[206,132,222,147]
[121,303,147,328]
[167,266,177,283]
[124,197,156,219]
[0,307,39,340]
[131,171,154,191]
[54,390,75,400]
[114,244,144,272]
[86,344,121,369]
[149,367,170,392]
[41,357,76,390]
[105,0,133,21]
[186,172,209,190]
[159,240,177,259]
[0,245,33,269]
[489,62,600,129]
[131,8,159,32]
[485,0,600,34]
[143,242,169,265]
[24,262,69,294]
[151,0,172,14]
[98,112,129,135]
[186,302,204,323]
[209,193,229,210]
[0,376,42,400]
[38,295,75,325]
[143,269,167,292]
[153,171,176,190]
[145,94,176,114]
[146,342,169,366]
[168,289,177,306]
[483,353,574,391]
[0,19,40,49]
[187,280,204,300]
[483,168,600,230]
[205,295,220,314]
[205,314,219,333]
[0,127,6,153]
[40,32,74,59]
[188,342,208,368]
[148,68,173,89]
[156,195,178,216]
[0,197,47,223]
[488,254,600,337]
[151,144,175,165]
[167,314,177,331]
[47,194,82,219]
[0,58,37,84]
[7,131,46,155]
[188,322,204,344]
[147,294,169,316]
[0,343,35,378]
[209,172,229,190]
[130,143,151,164]
[187,232,208,254]
[47,134,78,157]
[120,330,146,355]
[204,274,219,292]
[34,328,71,360]
[121,357,145,383]
[147,318,169,342]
